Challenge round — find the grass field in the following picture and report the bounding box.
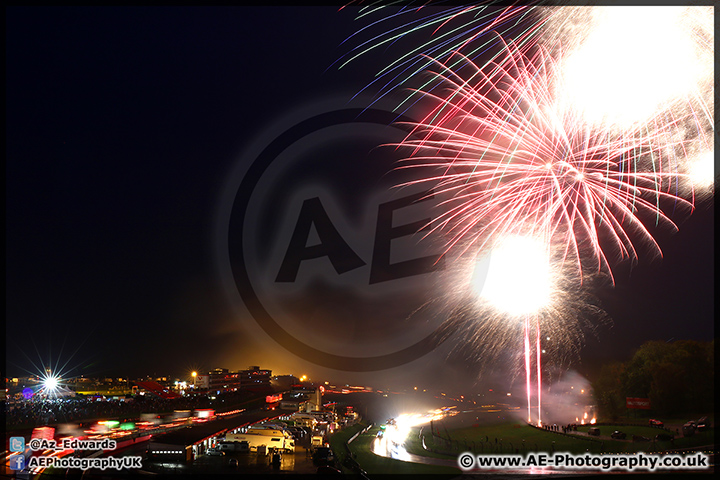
[403,427,460,460]
[345,414,714,474]
[412,421,715,457]
[424,422,604,455]
[328,421,367,468]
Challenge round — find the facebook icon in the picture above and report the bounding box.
[10,455,25,471]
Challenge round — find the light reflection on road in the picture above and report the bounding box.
[367,409,671,475]
[370,412,455,466]
[372,434,413,462]
[371,433,615,475]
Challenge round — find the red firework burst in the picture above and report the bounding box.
[395,38,695,283]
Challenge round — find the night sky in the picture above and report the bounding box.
[6,7,714,389]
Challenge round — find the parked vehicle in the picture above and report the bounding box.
[588,427,601,436]
[225,432,294,453]
[247,427,290,437]
[206,449,225,456]
[649,419,664,428]
[218,440,249,453]
[610,431,626,440]
[697,416,710,432]
[287,427,305,439]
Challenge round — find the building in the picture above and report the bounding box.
[194,366,272,393]
[146,415,247,462]
[279,398,307,411]
[208,369,243,392]
[270,375,299,391]
[304,388,323,411]
[240,366,271,391]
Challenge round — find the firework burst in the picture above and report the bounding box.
[394,38,696,284]
[343,4,714,190]
[342,4,712,426]
[425,237,607,384]
[542,6,714,129]
[545,6,715,194]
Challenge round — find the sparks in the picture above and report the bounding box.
[394,38,695,284]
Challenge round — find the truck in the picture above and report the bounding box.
[248,424,287,433]
[246,427,291,438]
[225,432,295,453]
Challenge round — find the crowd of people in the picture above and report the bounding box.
[4,389,261,429]
[541,423,579,434]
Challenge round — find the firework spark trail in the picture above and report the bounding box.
[422,238,609,409]
[392,36,699,423]
[536,317,542,426]
[524,315,531,423]
[344,5,713,188]
[337,3,542,111]
[521,315,543,425]
[394,39,696,284]
[343,5,711,421]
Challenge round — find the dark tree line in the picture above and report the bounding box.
[591,340,714,419]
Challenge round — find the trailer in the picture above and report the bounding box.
[217,440,249,453]
[246,427,289,437]
[225,432,294,453]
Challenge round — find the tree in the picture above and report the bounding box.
[591,362,626,420]
[617,339,714,416]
